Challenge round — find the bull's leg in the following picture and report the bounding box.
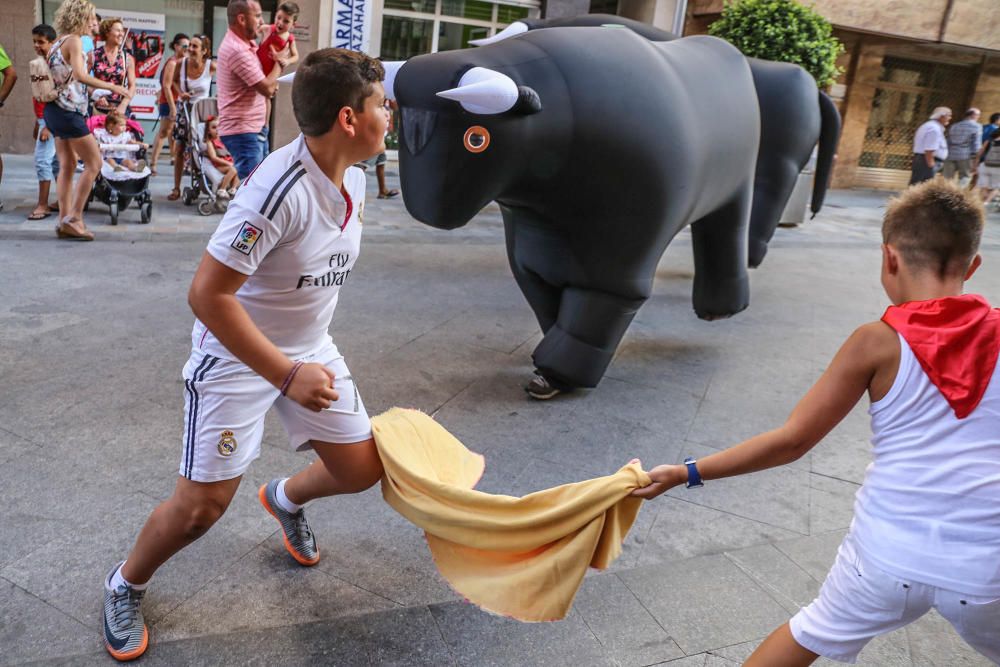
[748,157,802,267]
[532,287,646,389]
[502,210,567,333]
[690,186,752,320]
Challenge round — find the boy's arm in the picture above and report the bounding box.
[188,252,340,411]
[632,323,891,499]
[286,38,298,65]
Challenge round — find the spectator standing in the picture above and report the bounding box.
[91,17,136,117]
[216,0,287,180]
[942,108,981,187]
[909,106,951,185]
[0,41,17,213]
[29,24,61,221]
[82,12,98,71]
[166,34,215,200]
[977,130,1000,205]
[150,33,189,175]
[45,0,128,241]
[982,112,999,144]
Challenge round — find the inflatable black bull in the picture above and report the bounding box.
[393,30,760,390]
[475,14,842,268]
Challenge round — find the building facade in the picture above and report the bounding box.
[686,0,1000,189]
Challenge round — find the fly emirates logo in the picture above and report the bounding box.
[296,252,352,289]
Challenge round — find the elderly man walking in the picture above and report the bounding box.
[942,108,982,187]
[216,0,288,180]
[910,107,951,186]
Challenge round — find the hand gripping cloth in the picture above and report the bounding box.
[371,408,651,621]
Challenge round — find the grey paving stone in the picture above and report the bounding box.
[572,572,685,666]
[428,601,616,667]
[153,544,398,643]
[773,529,847,582]
[0,578,97,665]
[807,472,859,534]
[905,609,994,666]
[723,543,821,614]
[618,553,791,654]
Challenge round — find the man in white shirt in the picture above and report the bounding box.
[910,106,951,185]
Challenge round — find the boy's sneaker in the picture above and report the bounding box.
[524,372,573,400]
[259,480,320,566]
[102,563,148,661]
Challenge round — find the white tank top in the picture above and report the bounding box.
[851,332,1000,595]
[180,57,213,102]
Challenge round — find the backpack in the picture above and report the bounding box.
[29,56,59,103]
[985,138,1000,168]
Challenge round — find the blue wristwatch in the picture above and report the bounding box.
[684,457,703,488]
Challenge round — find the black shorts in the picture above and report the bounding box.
[43,103,89,140]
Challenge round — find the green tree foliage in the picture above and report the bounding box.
[708,0,844,88]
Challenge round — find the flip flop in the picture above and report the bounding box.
[56,217,95,241]
[28,211,52,220]
[167,189,181,201]
[47,204,60,213]
[377,189,400,199]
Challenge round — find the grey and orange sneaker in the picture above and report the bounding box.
[259,480,320,566]
[102,562,148,661]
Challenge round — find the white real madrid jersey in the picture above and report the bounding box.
[192,134,366,360]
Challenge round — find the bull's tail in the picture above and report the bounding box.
[811,91,842,218]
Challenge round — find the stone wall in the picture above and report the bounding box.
[0,0,41,154]
[272,0,327,151]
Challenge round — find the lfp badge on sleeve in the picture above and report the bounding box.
[231,221,263,255]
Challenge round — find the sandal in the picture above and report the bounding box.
[27,211,52,220]
[167,189,181,201]
[377,189,400,199]
[47,204,60,213]
[56,217,95,241]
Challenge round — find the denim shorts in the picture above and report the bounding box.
[158,102,170,118]
[220,132,264,181]
[43,103,89,140]
[34,119,60,181]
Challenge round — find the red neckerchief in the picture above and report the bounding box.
[881,294,1000,419]
[341,188,352,233]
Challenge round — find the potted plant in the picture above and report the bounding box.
[709,0,844,225]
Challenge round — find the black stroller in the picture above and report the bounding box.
[178,98,226,215]
[85,113,153,225]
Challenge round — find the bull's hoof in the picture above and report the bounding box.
[694,300,748,321]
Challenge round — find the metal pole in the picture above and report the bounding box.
[672,0,688,36]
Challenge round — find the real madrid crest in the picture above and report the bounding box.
[218,430,237,457]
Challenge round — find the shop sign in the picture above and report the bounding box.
[332,0,371,53]
[99,8,166,120]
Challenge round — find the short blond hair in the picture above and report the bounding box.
[54,0,96,37]
[883,179,984,278]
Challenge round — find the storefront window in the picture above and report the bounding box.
[495,4,529,23]
[441,0,493,21]
[437,21,488,51]
[381,16,435,60]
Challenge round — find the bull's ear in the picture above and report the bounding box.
[513,86,542,114]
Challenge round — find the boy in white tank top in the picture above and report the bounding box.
[633,179,1000,665]
[101,49,391,661]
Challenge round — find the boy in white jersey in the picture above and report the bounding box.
[101,49,390,661]
[633,179,1000,665]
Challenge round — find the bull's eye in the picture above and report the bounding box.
[463,126,491,153]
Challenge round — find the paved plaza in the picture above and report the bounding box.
[1,153,999,665]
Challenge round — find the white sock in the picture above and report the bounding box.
[111,562,148,591]
[275,478,303,513]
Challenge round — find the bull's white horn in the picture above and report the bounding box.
[436,67,518,114]
[468,22,528,46]
[276,60,406,99]
[382,61,405,100]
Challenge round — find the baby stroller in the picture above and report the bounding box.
[178,97,225,216]
[85,113,153,225]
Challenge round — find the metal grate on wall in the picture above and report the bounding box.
[859,56,977,173]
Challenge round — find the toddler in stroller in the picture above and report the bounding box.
[179,97,232,215]
[86,112,154,225]
[201,116,240,204]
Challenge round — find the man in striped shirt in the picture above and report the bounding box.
[216,0,289,179]
[942,108,982,188]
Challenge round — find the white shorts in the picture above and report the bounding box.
[790,535,1000,663]
[978,164,1000,189]
[179,342,372,482]
[202,161,225,189]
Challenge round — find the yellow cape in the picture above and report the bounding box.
[371,408,651,622]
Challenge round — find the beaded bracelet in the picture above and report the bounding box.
[280,361,304,395]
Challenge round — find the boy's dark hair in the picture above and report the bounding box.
[991,112,1000,124]
[292,48,384,137]
[883,179,984,278]
[170,33,189,48]
[278,1,300,18]
[32,24,57,42]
